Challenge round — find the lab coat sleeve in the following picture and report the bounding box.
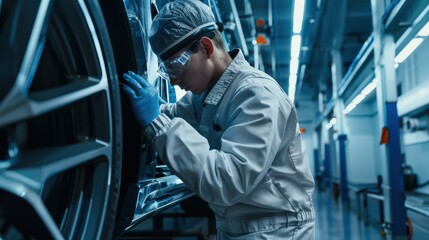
[160,92,198,125]
[148,81,290,206]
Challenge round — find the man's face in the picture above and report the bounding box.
[159,40,212,94]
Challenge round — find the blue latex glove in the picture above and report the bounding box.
[122,71,160,127]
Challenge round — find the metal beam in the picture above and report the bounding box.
[229,0,249,55]
[371,0,407,238]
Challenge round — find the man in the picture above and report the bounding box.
[122,0,315,238]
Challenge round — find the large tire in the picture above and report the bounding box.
[0,0,121,239]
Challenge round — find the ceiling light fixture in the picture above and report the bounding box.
[417,21,429,37]
[289,0,306,102]
[343,78,377,115]
[394,38,424,63]
[291,35,301,59]
[394,20,428,65]
[293,0,306,34]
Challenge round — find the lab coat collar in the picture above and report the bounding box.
[204,49,249,105]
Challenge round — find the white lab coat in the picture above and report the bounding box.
[145,49,315,239]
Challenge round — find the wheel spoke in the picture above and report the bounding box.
[0,175,64,239]
[3,141,110,193]
[0,0,52,100]
[0,77,107,127]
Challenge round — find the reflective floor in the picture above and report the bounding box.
[120,189,386,239]
[314,190,383,240]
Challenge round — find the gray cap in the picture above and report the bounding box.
[149,0,215,58]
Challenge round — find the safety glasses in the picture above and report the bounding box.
[157,49,192,81]
[157,40,199,81]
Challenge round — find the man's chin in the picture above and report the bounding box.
[190,88,201,94]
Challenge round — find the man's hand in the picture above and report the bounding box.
[122,71,160,127]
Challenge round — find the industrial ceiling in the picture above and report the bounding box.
[215,0,373,121]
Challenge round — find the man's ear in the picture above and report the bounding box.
[200,37,214,58]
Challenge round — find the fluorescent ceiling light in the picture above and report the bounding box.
[289,89,295,102]
[418,21,429,37]
[394,38,424,63]
[343,102,356,115]
[289,58,299,75]
[291,35,302,59]
[352,93,365,105]
[288,84,296,93]
[344,79,378,115]
[293,0,306,34]
[325,123,333,130]
[361,81,377,95]
[289,74,297,87]
[329,117,337,125]
[346,103,356,111]
[288,86,296,96]
[288,74,297,102]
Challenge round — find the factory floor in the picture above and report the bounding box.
[314,190,382,240]
[119,190,383,239]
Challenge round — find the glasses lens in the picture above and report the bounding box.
[157,50,192,80]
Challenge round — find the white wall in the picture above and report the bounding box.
[344,99,378,184]
[297,100,319,177]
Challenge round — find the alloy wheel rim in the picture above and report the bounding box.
[0,0,116,239]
